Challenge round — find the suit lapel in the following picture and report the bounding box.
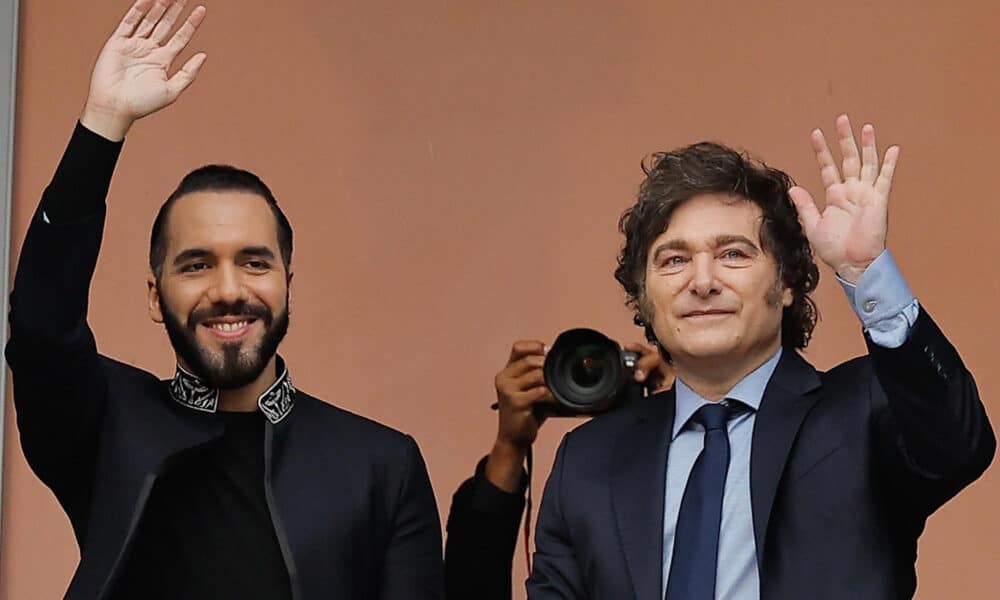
[749,350,821,569]
[612,389,675,600]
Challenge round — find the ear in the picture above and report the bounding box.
[147,274,164,323]
[286,270,294,307]
[782,286,794,308]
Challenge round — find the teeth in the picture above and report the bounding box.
[211,321,248,332]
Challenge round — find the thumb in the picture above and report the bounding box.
[788,186,820,238]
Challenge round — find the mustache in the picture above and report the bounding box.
[188,300,272,327]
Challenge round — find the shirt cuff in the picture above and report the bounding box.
[837,250,920,349]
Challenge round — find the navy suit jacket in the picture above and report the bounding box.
[527,314,994,599]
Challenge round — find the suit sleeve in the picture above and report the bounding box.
[526,436,587,599]
[444,455,526,600]
[868,308,996,516]
[4,122,121,505]
[379,435,446,600]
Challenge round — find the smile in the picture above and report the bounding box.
[200,318,258,340]
[683,310,733,319]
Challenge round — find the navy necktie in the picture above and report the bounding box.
[665,402,735,600]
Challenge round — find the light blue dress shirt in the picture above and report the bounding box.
[660,250,919,599]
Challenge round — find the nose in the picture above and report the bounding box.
[205,263,249,306]
[688,253,720,298]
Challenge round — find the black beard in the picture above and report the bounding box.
[160,291,290,390]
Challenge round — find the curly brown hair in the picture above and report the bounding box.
[613,142,819,358]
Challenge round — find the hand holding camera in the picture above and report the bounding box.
[485,333,672,492]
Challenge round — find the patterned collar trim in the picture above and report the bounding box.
[168,359,296,424]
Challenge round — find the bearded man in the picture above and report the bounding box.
[4,2,443,599]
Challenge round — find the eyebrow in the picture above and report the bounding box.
[650,234,760,262]
[239,246,277,260]
[171,246,277,267]
[172,248,212,266]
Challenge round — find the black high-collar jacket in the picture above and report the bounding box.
[5,124,444,599]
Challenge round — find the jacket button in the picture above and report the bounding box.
[863,300,878,313]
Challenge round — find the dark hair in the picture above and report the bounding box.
[149,165,293,279]
[613,141,819,356]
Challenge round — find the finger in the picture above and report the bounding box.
[505,369,545,394]
[810,128,841,189]
[150,0,187,43]
[874,145,900,199]
[788,186,821,238]
[134,0,169,38]
[507,340,547,363]
[623,341,656,355]
[114,0,157,38]
[502,354,545,379]
[836,114,862,181]
[163,5,207,56]
[516,385,555,406]
[631,347,663,382]
[164,52,206,102]
[860,123,878,184]
[634,359,658,383]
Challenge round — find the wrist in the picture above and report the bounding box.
[484,439,529,494]
[836,256,881,285]
[80,102,133,142]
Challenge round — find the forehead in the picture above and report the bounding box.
[164,190,280,254]
[658,193,764,243]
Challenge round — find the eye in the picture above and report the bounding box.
[721,249,748,260]
[653,255,688,273]
[244,259,270,270]
[181,262,209,273]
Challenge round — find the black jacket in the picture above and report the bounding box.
[5,124,445,599]
[445,456,527,600]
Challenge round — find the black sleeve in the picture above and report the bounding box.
[445,455,527,600]
[868,308,996,516]
[378,435,446,600]
[4,122,122,507]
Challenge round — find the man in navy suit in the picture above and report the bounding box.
[526,120,995,599]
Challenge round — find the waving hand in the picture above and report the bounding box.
[81,0,207,140]
[788,115,900,284]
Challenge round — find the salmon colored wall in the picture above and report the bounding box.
[4,2,1000,598]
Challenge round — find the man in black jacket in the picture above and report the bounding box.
[5,2,443,598]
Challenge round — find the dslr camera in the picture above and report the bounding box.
[540,328,645,417]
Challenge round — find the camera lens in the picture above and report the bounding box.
[570,351,607,389]
[544,329,626,414]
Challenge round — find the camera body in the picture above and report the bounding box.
[540,328,644,417]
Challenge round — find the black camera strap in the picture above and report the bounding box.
[524,446,534,577]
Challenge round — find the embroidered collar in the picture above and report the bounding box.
[168,358,296,424]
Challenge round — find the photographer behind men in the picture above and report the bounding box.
[5,2,443,598]
[445,340,672,599]
[522,120,995,599]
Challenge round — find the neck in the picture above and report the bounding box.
[672,340,780,402]
[211,357,279,413]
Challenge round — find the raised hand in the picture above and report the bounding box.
[788,115,900,284]
[81,0,207,141]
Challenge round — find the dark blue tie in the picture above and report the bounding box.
[665,402,734,600]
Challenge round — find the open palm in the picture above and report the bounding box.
[84,0,206,138]
[788,115,900,284]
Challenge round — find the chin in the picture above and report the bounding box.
[674,334,742,360]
